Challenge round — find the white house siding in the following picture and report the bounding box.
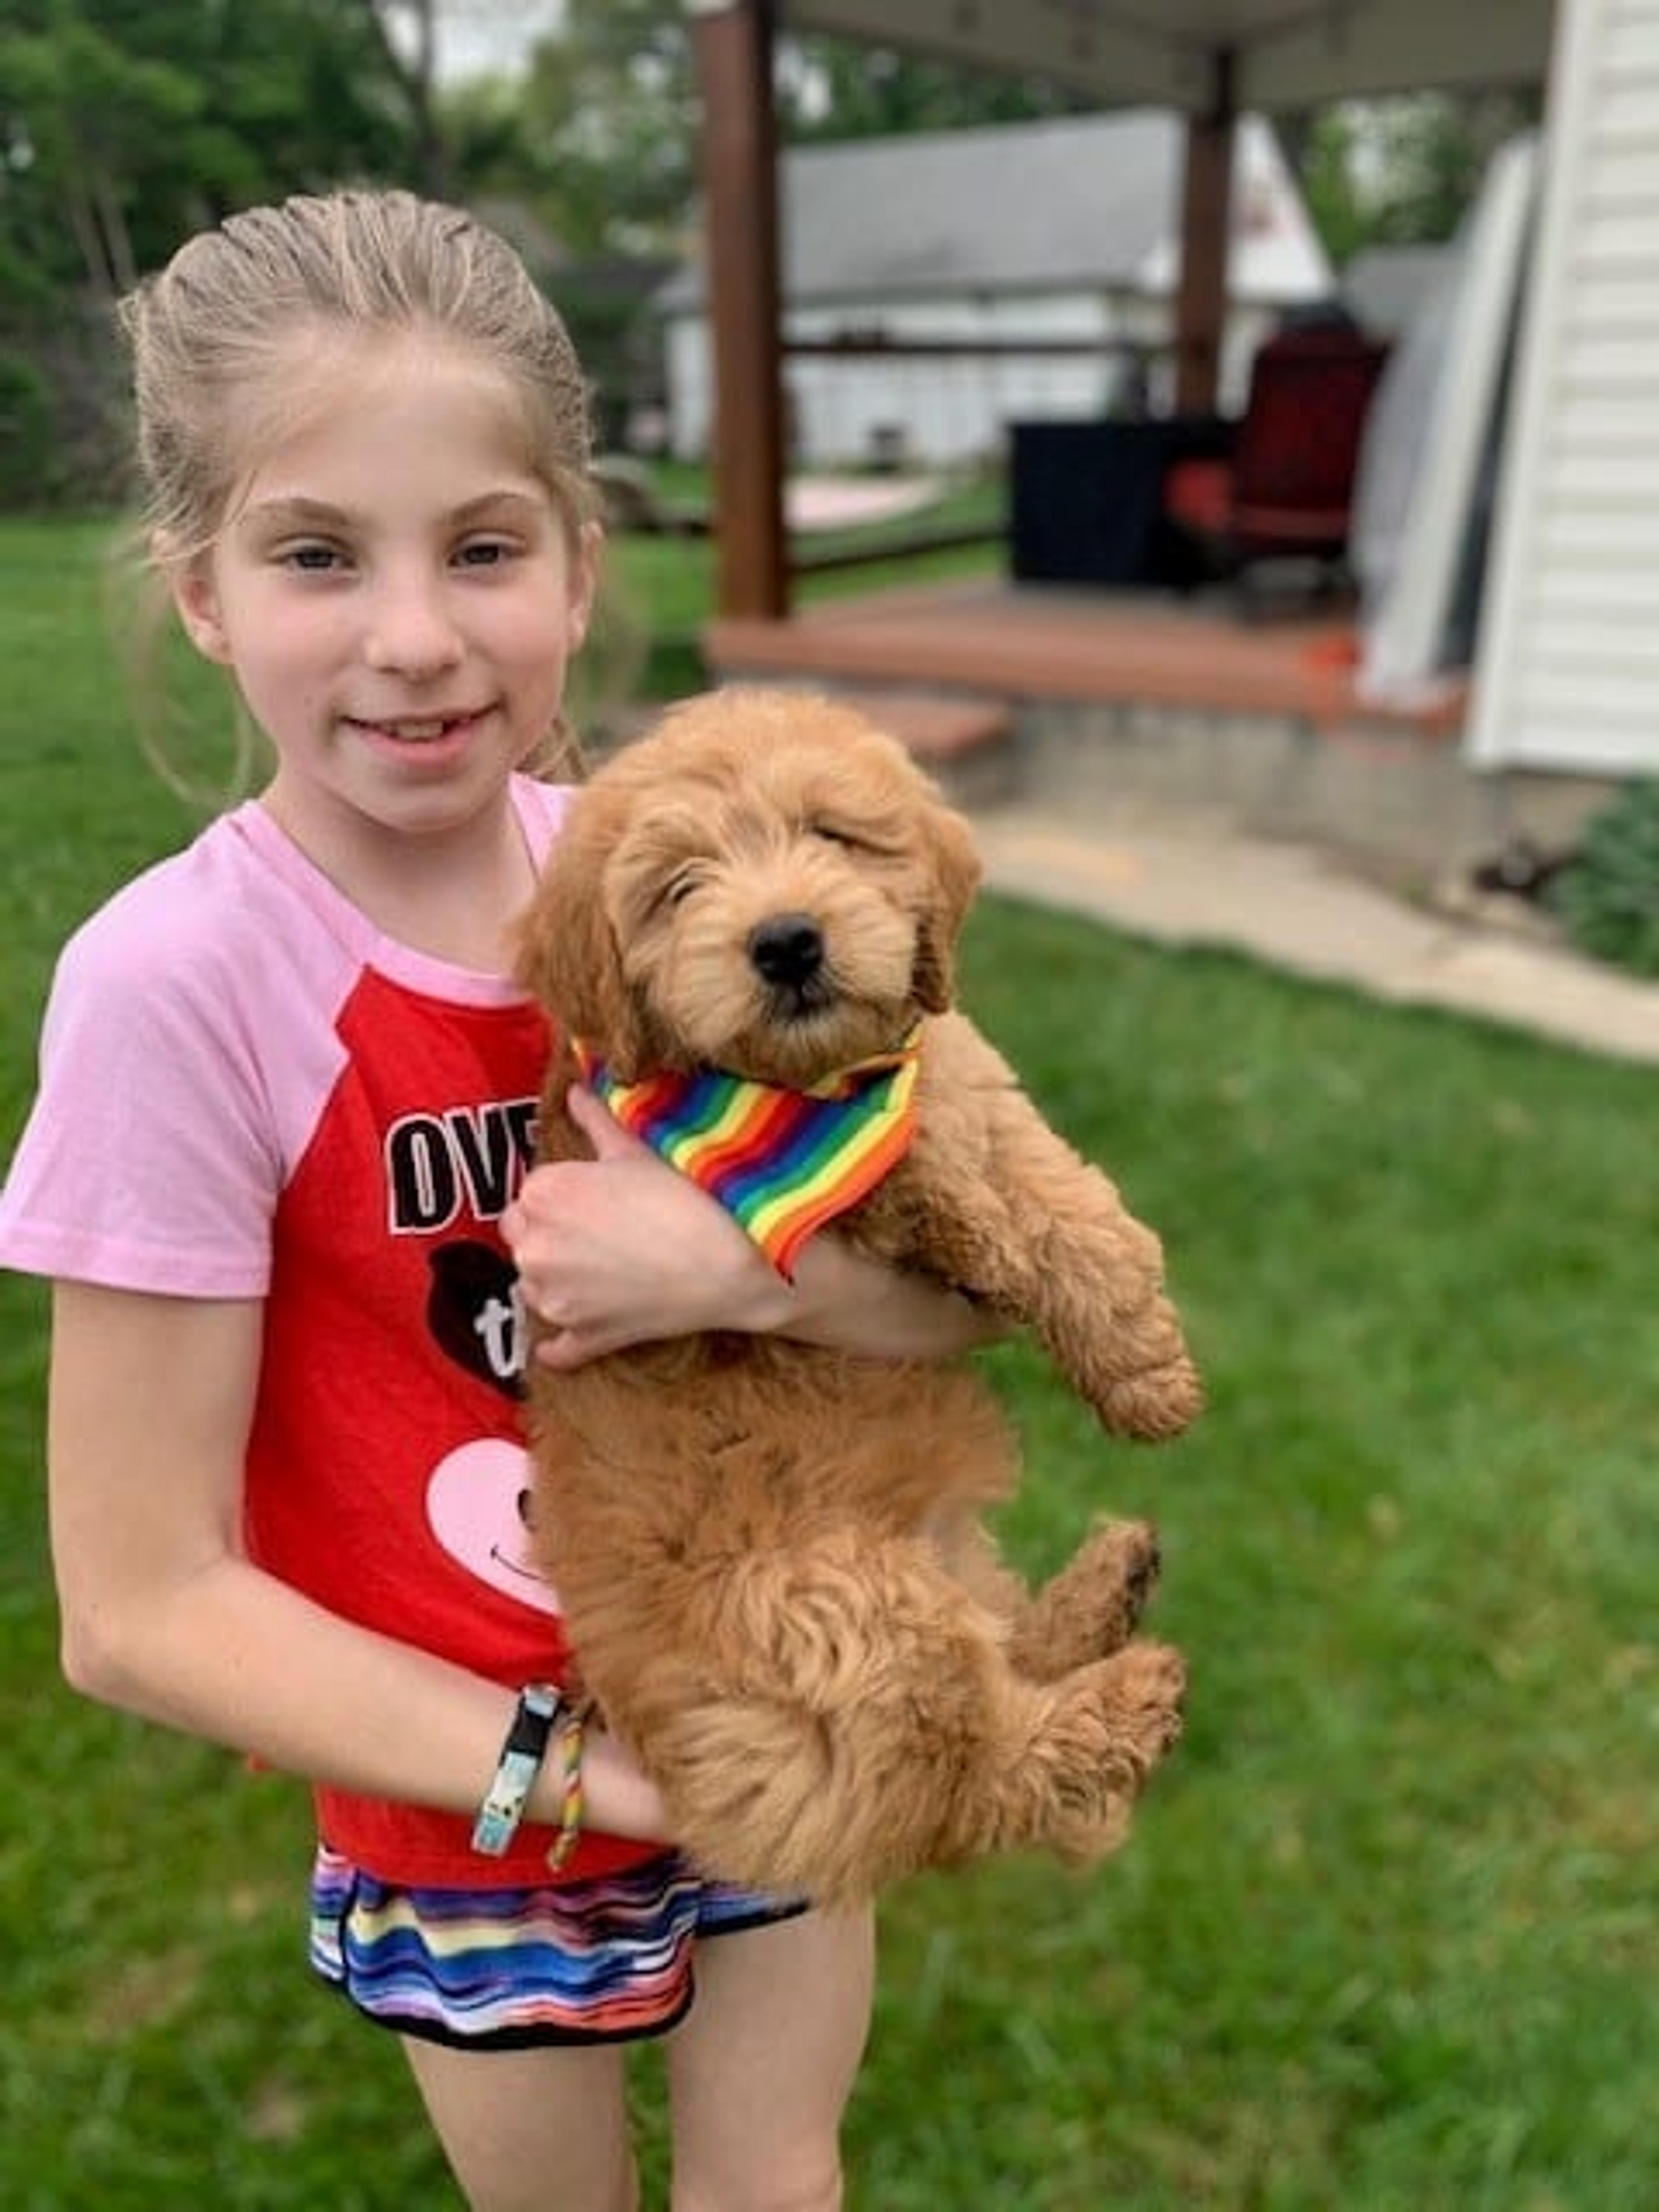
[665,288,1281,470]
[659,111,1325,472]
[1469,0,1659,772]
[785,294,1143,472]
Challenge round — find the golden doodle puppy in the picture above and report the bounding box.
[515,686,1201,1902]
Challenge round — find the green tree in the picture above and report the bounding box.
[364,0,455,196]
[1293,107,1372,271]
[511,0,699,255]
[495,0,1088,259]
[1292,89,1542,268]
[779,37,1086,143]
[0,0,431,504]
[0,0,429,298]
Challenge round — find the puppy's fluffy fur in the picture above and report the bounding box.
[516,687,1200,1902]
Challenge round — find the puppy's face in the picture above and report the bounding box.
[517,689,982,1087]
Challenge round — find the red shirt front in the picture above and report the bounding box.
[0,782,664,1888]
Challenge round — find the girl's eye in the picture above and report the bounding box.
[281,542,345,573]
[456,538,514,569]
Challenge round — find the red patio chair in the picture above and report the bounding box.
[1162,320,1390,598]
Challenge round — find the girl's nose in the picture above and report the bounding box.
[362,575,464,677]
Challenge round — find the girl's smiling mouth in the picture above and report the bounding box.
[349,709,487,746]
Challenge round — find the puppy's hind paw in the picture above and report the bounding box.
[1011,1517,1163,1679]
[1026,1640,1187,1867]
[1111,1638,1186,1770]
[1093,1515,1163,1635]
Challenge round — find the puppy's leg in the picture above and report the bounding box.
[1004,1518,1163,1680]
[963,1639,1187,1870]
[987,1151,1199,1438]
[943,1515,1162,1680]
[911,1125,1201,1440]
[639,1533,1183,1901]
[639,1533,1012,1899]
[897,1020,1202,1441]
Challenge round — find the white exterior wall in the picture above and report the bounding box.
[664,291,1277,469]
[664,316,714,463]
[787,294,1128,470]
[1469,0,1659,772]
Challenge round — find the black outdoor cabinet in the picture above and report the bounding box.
[1008,416,1233,586]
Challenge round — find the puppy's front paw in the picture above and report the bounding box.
[1086,1351,1204,1441]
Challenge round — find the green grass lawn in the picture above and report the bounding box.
[2,517,1655,2209]
[578,467,1004,714]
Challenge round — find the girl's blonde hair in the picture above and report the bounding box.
[120,187,598,558]
[113,189,605,794]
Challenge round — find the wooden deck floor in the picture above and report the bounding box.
[706,575,1466,736]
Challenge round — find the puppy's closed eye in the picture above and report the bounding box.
[808,819,891,856]
[653,864,706,913]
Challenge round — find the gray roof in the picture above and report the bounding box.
[786,109,1182,298]
[660,109,1321,310]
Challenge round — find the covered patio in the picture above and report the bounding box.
[685,0,1554,614]
[680,2,1583,878]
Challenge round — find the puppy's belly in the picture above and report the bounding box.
[531,1341,1017,1576]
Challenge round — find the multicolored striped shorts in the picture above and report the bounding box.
[308,1843,807,2049]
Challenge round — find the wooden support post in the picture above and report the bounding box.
[687,0,788,619]
[1174,49,1237,416]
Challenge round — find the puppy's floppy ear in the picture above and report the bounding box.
[912,796,984,1012]
[513,786,648,1073]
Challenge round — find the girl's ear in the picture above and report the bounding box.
[567,518,603,655]
[165,549,233,666]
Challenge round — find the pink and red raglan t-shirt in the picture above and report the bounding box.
[0,779,665,1889]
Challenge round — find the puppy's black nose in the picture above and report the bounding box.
[749,912,825,988]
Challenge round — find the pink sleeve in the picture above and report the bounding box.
[1,792,559,1298]
[0,865,327,1298]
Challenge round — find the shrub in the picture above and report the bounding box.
[1547,778,1659,976]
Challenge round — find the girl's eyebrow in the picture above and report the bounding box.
[242,489,550,531]
[238,495,350,533]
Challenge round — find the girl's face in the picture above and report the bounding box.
[170,334,597,865]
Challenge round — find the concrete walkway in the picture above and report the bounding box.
[972,801,1659,1068]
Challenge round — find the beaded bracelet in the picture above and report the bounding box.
[545,1701,590,1873]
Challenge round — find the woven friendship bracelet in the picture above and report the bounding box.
[545,1701,590,1873]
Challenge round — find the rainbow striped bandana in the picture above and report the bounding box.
[575,1032,923,1279]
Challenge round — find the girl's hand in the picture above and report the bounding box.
[505,1086,1001,1370]
[504,1086,793,1367]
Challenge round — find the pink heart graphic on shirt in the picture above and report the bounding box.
[426,1439,562,1617]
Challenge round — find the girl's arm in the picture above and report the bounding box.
[47,1281,664,1837]
[506,1085,1000,1371]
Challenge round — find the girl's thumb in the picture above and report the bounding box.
[565,1082,643,1161]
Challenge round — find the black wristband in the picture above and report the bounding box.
[470,1684,563,1856]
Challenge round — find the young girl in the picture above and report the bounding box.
[0,190,989,2212]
